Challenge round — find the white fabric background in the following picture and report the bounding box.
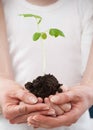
[0,0,93,130]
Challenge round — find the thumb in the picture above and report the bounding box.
[11,88,38,104]
[50,91,74,105]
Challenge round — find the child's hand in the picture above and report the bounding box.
[44,97,71,116]
[44,86,71,116]
[38,86,72,117]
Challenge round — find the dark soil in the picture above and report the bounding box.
[25,74,63,99]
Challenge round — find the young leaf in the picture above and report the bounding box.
[49,28,65,37]
[41,32,47,40]
[33,32,41,41]
[19,14,42,24]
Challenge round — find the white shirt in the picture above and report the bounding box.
[0,0,93,130]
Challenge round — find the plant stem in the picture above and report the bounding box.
[41,39,46,75]
[36,19,46,75]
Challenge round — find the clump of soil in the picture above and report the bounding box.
[25,74,63,99]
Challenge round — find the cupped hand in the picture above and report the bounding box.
[0,78,50,123]
[44,97,71,116]
[44,86,71,116]
[27,85,93,128]
[9,101,56,124]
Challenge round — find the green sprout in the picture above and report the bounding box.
[20,13,65,74]
[19,14,65,41]
[19,14,42,24]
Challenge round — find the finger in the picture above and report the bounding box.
[28,107,81,128]
[10,113,30,124]
[48,95,71,113]
[44,98,64,116]
[12,112,52,124]
[41,109,56,116]
[27,115,61,128]
[10,108,55,124]
[50,104,64,116]
[10,89,38,104]
[50,91,74,105]
[3,103,49,120]
[61,85,69,92]
[10,112,39,124]
[38,97,43,103]
[60,103,72,112]
[18,103,50,114]
[44,98,50,105]
[3,104,24,119]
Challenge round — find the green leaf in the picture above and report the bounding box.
[41,32,47,40]
[49,28,65,37]
[33,32,41,41]
[19,14,42,24]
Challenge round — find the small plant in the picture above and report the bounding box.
[20,14,65,41]
[20,14,65,99]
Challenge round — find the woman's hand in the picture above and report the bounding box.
[0,78,50,124]
[10,85,71,125]
[27,85,93,128]
[44,97,71,116]
[9,101,56,124]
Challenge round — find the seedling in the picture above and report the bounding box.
[20,14,65,99]
[20,14,65,73]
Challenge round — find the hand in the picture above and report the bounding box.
[27,85,93,128]
[44,97,71,116]
[9,101,56,125]
[0,78,50,124]
[44,86,71,116]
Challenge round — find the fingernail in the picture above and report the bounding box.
[62,103,72,112]
[32,115,39,121]
[50,95,59,103]
[29,97,37,103]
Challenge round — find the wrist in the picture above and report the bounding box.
[0,73,14,80]
[79,84,93,106]
[80,76,93,87]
